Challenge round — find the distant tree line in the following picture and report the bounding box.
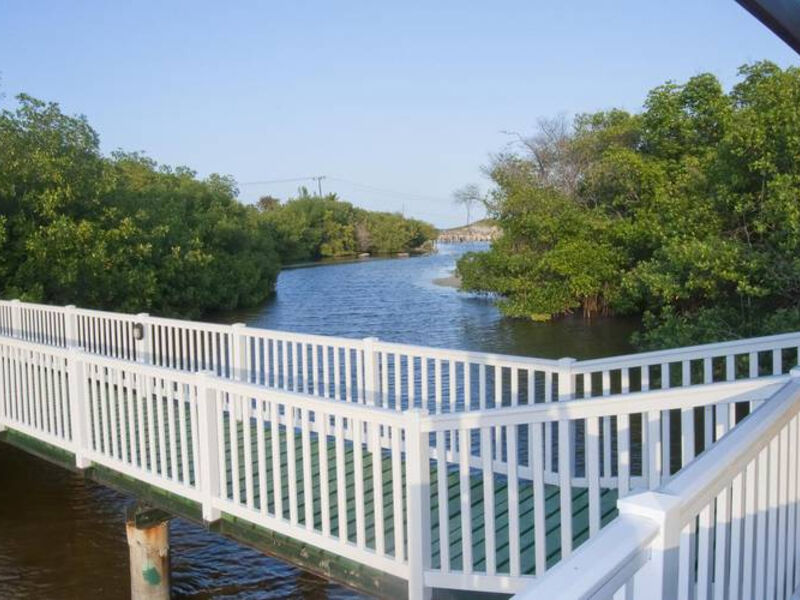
[457,62,800,348]
[259,190,436,263]
[0,95,436,317]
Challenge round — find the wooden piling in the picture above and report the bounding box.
[125,505,171,599]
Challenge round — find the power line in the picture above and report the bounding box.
[236,174,459,222]
[327,176,450,203]
[238,176,323,186]
[237,174,452,204]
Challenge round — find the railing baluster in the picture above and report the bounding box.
[270,400,283,519]
[335,413,347,542]
[787,416,800,595]
[243,394,255,510]
[481,423,496,574]
[558,418,573,559]
[353,417,366,549]
[617,413,630,497]
[696,503,713,600]
[586,416,601,537]
[765,436,780,599]
[391,424,405,563]
[435,424,449,572]
[396,353,404,411]
[458,427,472,574]
[648,410,662,489]
[371,419,385,555]
[507,422,521,577]
[754,446,769,597]
[167,378,178,477]
[530,420,547,577]
[254,397,267,514]
[776,425,789,599]
[301,407,314,529]
[319,410,331,536]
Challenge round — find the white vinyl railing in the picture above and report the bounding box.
[2,299,800,599]
[515,370,800,600]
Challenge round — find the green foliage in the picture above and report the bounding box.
[0,95,280,317]
[262,188,436,262]
[458,62,800,348]
[0,94,437,317]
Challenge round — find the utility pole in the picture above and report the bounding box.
[312,175,326,197]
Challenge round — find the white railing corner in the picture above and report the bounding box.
[558,356,577,401]
[617,490,683,599]
[231,322,247,382]
[362,337,380,406]
[790,366,800,379]
[67,347,91,469]
[405,407,432,600]
[196,370,221,523]
[134,312,151,364]
[9,299,21,339]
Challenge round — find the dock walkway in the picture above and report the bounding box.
[0,299,797,598]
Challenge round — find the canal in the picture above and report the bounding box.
[0,244,639,599]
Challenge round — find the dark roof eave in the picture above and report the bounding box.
[735,0,800,54]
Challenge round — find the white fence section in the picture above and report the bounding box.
[1,300,800,599]
[513,371,800,600]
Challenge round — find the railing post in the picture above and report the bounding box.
[558,357,577,478]
[618,490,682,600]
[65,305,78,348]
[135,313,151,364]
[10,299,21,339]
[196,371,221,522]
[362,337,380,406]
[405,408,432,600]
[231,323,247,382]
[557,357,576,401]
[68,347,91,469]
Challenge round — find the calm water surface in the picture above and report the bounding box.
[0,244,638,599]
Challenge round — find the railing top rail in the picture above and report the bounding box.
[662,373,800,523]
[6,298,800,378]
[209,376,411,427]
[0,334,71,358]
[373,338,562,369]
[66,343,411,427]
[73,306,145,322]
[513,513,659,600]
[573,330,800,371]
[242,326,366,348]
[0,299,67,314]
[419,376,786,432]
[136,313,233,334]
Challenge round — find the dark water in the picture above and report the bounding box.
[0,243,638,599]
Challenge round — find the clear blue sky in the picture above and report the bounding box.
[0,1,797,227]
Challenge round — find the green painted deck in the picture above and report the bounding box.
[215,417,620,576]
